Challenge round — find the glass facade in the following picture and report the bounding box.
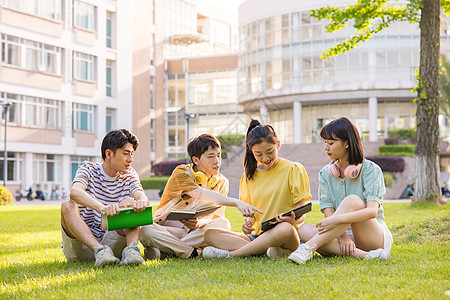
[239,12,422,95]
[166,70,246,159]
[239,5,450,144]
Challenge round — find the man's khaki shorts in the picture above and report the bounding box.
[61,226,127,262]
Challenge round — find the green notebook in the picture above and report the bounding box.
[101,206,153,231]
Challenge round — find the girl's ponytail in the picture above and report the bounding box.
[244,119,279,180]
[244,119,261,180]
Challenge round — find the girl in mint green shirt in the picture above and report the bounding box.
[289,117,393,265]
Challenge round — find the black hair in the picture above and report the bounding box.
[101,129,139,160]
[244,119,279,180]
[319,117,364,165]
[187,134,221,165]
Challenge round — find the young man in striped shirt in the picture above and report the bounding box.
[61,129,148,267]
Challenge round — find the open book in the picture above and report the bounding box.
[101,206,153,231]
[165,202,221,221]
[260,202,312,232]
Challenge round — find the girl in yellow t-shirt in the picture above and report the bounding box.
[203,119,311,259]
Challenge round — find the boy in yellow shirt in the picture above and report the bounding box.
[140,134,261,259]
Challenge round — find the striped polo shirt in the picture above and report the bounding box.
[72,161,144,238]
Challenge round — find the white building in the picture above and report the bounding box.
[0,0,133,197]
[238,0,450,144]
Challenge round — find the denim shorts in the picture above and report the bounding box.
[246,234,259,241]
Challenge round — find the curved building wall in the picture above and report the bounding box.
[238,0,450,144]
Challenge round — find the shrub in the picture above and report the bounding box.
[379,144,415,156]
[366,155,406,173]
[153,160,185,176]
[217,134,245,147]
[221,149,227,159]
[387,128,416,140]
[141,176,169,190]
[384,137,399,145]
[383,173,395,188]
[373,152,414,157]
[0,186,13,205]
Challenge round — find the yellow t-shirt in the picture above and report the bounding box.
[239,158,311,235]
[155,164,229,221]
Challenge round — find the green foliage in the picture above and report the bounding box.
[221,149,228,159]
[0,186,13,205]
[374,152,414,157]
[383,172,395,188]
[217,134,246,147]
[387,128,417,140]
[311,0,421,58]
[0,203,449,298]
[379,144,416,154]
[140,176,169,190]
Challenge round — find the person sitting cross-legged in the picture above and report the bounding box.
[140,134,262,259]
[61,129,148,267]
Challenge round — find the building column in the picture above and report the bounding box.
[369,97,378,141]
[260,104,268,124]
[293,101,302,144]
[24,152,33,191]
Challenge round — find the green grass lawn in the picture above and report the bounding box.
[0,202,449,299]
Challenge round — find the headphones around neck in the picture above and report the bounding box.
[329,159,362,179]
[190,166,220,189]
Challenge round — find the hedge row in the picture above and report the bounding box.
[217,134,245,147]
[387,128,416,140]
[379,144,415,153]
[366,155,406,173]
[383,173,395,188]
[140,176,169,190]
[374,152,414,157]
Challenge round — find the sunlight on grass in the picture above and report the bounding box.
[0,203,449,299]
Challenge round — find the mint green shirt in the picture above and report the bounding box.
[318,159,387,225]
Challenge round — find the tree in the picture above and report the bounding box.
[312,0,449,204]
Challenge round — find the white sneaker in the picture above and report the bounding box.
[202,246,230,259]
[266,247,291,259]
[365,248,391,260]
[288,244,315,264]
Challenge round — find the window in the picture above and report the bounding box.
[212,19,231,46]
[72,103,94,132]
[73,51,95,81]
[33,154,61,182]
[1,34,61,75]
[3,0,62,20]
[70,155,92,180]
[106,11,113,48]
[73,0,95,30]
[0,152,22,182]
[106,108,114,132]
[0,92,61,129]
[106,60,113,96]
